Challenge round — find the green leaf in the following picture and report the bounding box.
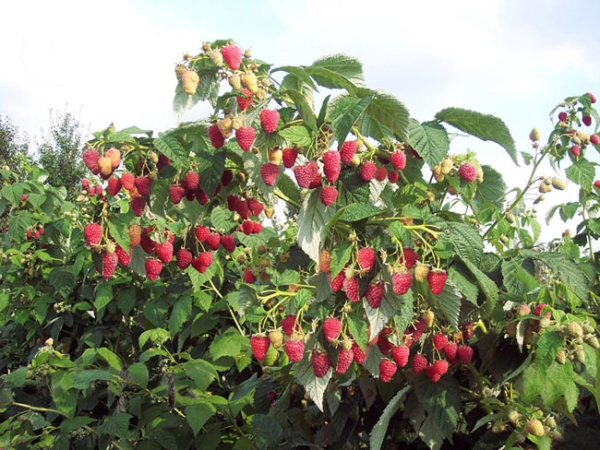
[60,416,96,433]
[276,173,302,207]
[414,374,462,443]
[347,311,368,350]
[71,370,113,389]
[285,89,317,132]
[363,90,410,142]
[106,215,130,251]
[370,386,411,450]
[448,265,479,305]
[94,282,113,312]
[117,287,136,317]
[297,189,335,263]
[272,65,318,90]
[253,414,284,447]
[407,119,449,167]
[535,329,564,368]
[462,259,499,307]
[328,93,373,145]
[97,347,123,371]
[128,363,149,389]
[389,221,407,241]
[210,207,236,233]
[339,203,380,222]
[96,413,132,439]
[471,165,506,214]
[1,366,29,387]
[195,144,226,197]
[279,125,314,147]
[184,359,218,391]
[154,135,189,165]
[533,251,589,304]
[329,241,353,279]
[365,293,397,341]
[431,281,462,330]
[435,107,517,164]
[1,183,24,203]
[565,159,595,187]
[337,166,371,206]
[48,268,76,300]
[8,211,33,241]
[168,296,192,335]
[448,222,483,265]
[502,259,537,296]
[139,328,170,348]
[306,54,365,91]
[186,402,216,436]
[295,354,332,411]
[209,328,249,360]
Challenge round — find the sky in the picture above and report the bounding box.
[1,0,600,241]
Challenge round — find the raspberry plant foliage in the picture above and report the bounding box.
[0,39,599,450]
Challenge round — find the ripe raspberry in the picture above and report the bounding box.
[392,271,413,295]
[284,338,305,362]
[176,248,192,270]
[594,180,600,189]
[82,148,100,172]
[425,360,449,382]
[375,167,388,181]
[587,92,597,104]
[198,251,213,268]
[335,347,354,374]
[414,263,430,283]
[184,172,200,192]
[84,223,103,247]
[457,345,473,364]
[319,249,332,272]
[280,315,299,336]
[412,354,428,375]
[364,281,385,308]
[339,141,357,164]
[357,247,376,272]
[460,322,475,340]
[360,161,377,181]
[169,183,186,204]
[181,69,200,95]
[293,163,318,189]
[208,124,225,148]
[323,317,342,342]
[391,344,410,367]
[260,163,280,186]
[388,171,399,183]
[260,110,280,134]
[582,115,592,127]
[457,163,477,182]
[591,134,599,145]
[107,176,122,197]
[398,248,419,270]
[128,224,141,247]
[377,333,394,356]
[235,126,255,151]
[558,111,568,122]
[379,359,397,383]
[390,150,407,170]
[102,251,119,278]
[329,270,345,291]
[241,220,255,235]
[243,268,256,283]
[427,269,447,295]
[343,276,360,303]
[433,334,449,350]
[220,234,236,253]
[130,196,146,217]
[250,334,271,361]
[118,173,134,192]
[282,148,298,168]
[308,165,322,188]
[145,258,162,281]
[195,226,210,243]
[322,151,341,183]
[570,145,580,157]
[115,245,131,266]
[155,242,173,263]
[221,169,233,187]
[235,199,250,219]
[252,221,262,234]
[320,186,338,206]
[351,342,368,364]
[236,88,253,112]
[205,232,221,251]
[220,44,243,71]
[524,418,545,437]
[442,342,458,360]
[311,351,332,378]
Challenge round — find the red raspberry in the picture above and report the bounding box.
[427,269,447,295]
[134,176,151,197]
[195,225,210,243]
[82,148,100,172]
[558,111,568,122]
[442,342,458,360]
[398,248,419,269]
[457,345,473,364]
[243,269,256,283]
[591,134,599,145]
[250,334,271,361]
[339,141,357,164]
[284,338,305,362]
[570,145,580,157]
[282,148,298,168]
[379,359,397,383]
[293,163,318,189]
[84,223,103,247]
[432,333,449,350]
[594,180,600,189]
[155,242,173,263]
[322,150,341,183]
[360,161,377,181]
[198,251,213,267]
[364,281,385,308]
[329,270,345,292]
[357,247,376,272]
[343,276,360,302]
[235,199,250,220]
[184,172,200,192]
[587,92,597,103]
[260,163,280,186]
[392,271,413,295]
[377,333,394,356]
[221,44,243,71]
[280,315,299,336]
[323,317,341,342]
[120,173,135,191]
[307,164,322,188]
[335,347,354,374]
[241,220,255,235]
[375,167,387,181]
[236,88,253,112]
[145,258,163,281]
[107,176,122,196]
[260,109,280,134]
[208,124,225,148]
[457,163,477,182]
[390,150,407,170]
[460,322,475,340]
[320,186,338,206]
[221,169,233,187]
[247,199,263,217]
[101,252,119,278]
[425,360,449,382]
[312,351,332,378]
[252,222,262,234]
[157,154,170,170]
[176,248,193,270]
[191,257,208,274]
[412,353,428,375]
[388,171,399,183]
[115,245,131,266]
[582,115,592,127]
[169,183,186,204]
[391,344,410,367]
[130,197,146,217]
[235,126,255,151]
[352,342,368,364]
[205,232,221,251]
[220,234,236,253]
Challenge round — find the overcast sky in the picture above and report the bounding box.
[2,0,599,240]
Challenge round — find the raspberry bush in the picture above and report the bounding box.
[1,40,599,450]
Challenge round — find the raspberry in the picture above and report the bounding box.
[235,126,255,151]
[375,167,388,181]
[252,222,262,234]
[208,124,225,148]
[319,249,332,272]
[377,333,394,356]
[339,141,357,164]
[250,334,271,361]
[392,271,413,295]
[360,161,377,181]
[591,134,600,145]
[241,220,255,235]
[412,354,428,375]
[221,169,233,187]
[102,251,119,278]
[169,183,186,204]
[195,226,210,243]
[236,88,253,112]
[311,351,332,378]
[323,317,341,342]
[84,223,103,247]
[220,234,236,253]
[155,242,173,263]
[582,115,592,127]
[322,150,341,183]
[587,92,597,104]
[241,71,258,93]
[260,163,279,186]
[107,176,122,197]
[427,269,447,295]
[181,69,200,95]
[457,345,473,364]
[284,338,305,362]
[293,163,318,189]
[388,171,399,183]
[235,199,250,220]
[280,315,299,336]
[379,359,397,383]
[398,248,419,270]
[133,176,150,197]
[343,276,360,302]
[220,44,243,71]
[364,281,385,308]
[329,270,345,291]
[130,197,146,217]
[198,251,213,267]
[357,247,376,272]
[115,245,131,266]
[82,148,100,172]
[460,322,475,340]
[184,172,200,192]
[570,145,580,157]
[120,173,135,192]
[282,148,298,168]
[128,224,141,247]
[433,334,449,350]
[524,418,545,437]
[442,342,458,360]
[391,344,410,367]
[308,164,322,188]
[176,248,193,270]
[558,111,568,122]
[425,360,449,382]
[414,263,430,283]
[260,109,280,134]
[390,150,406,170]
[335,347,354,374]
[320,186,338,206]
[457,163,477,182]
[205,232,221,251]
[145,258,162,281]
[268,330,284,349]
[243,269,256,283]
[98,157,113,178]
[157,154,170,170]
[351,342,368,364]
[594,180,600,189]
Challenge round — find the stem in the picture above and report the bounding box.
[273,188,301,209]
[10,402,67,417]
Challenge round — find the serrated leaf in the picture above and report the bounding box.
[127,363,148,389]
[448,265,479,305]
[365,294,397,340]
[337,166,371,206]
[295,355,332,411]
[501,259,537,296]
[448,222,483,265]
[9,212,33,242]
[2,183,24,203]
[285,89,317,132]
[276,173,302,208]
[194,146,226,198]
[71,370,113,389]
[435,107,517,164]
[184,359,218,391]
[306,54,365,91]
[168,296,192,335]
[328,93,373,145]
[138,328,170,348]
[364,90,410,142]
[347,312,368,350]
[462,259,499,307]
[154,135,188,165]
[329,242,353,279]
[49,267,76,300]
[565,159,595,187]
[431,281,462,330]
[535,330,564,368]
[297,189,335,263]
[279,125,314,147]
[186,402,216,436]
[532,251,589,304]
[117,287,136,317]
[471,165,506,214]
[407,119,449,167]
[97,413,132,439]
[209,328,248,360]
[94,282,113,312]
[271,269,301,288]
[106,215,130,250]
[272,65,318,90]
[210,207,236,233]
[414,374,461,443]
[339,203,380,222]
[370,386,411,450]
[253,414,284,446]
[389,221,407,241]
[97,347,123,371]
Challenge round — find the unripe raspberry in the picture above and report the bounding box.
[566,321,583,339]
[524,418,545,437]
[529,127,541,142]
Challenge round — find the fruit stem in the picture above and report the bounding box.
[273,188,301,209]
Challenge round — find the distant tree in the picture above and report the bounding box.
[0,115,29,168]
[37,108,87,197]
